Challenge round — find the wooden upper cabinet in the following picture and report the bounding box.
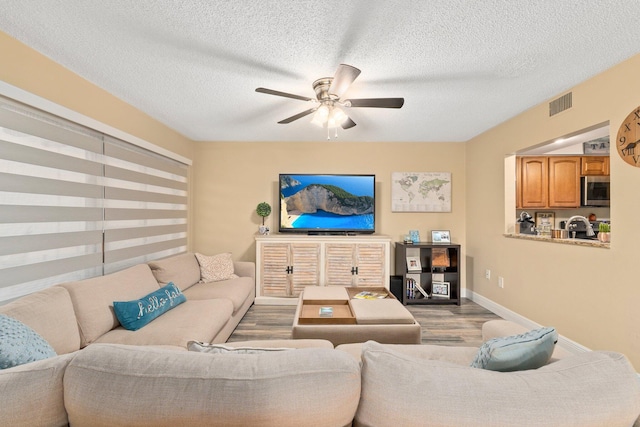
[518,156,581,209]
[520,157,548,208]
[548,157,581,208]
[581,156,610,176]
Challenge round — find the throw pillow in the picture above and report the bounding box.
[470,326,558,371]
[195,252,238,282]
[113,282,186,331]
[0,314,57,369]
[187,341,294,354]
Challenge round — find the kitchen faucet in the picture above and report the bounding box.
[565,215,595,237]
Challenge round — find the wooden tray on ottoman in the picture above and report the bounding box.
[346,287,396,300]
[298,300,356,325]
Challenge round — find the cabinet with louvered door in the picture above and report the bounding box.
[325,243,386,287]
[258,242,320,298]
[255,235,391,304]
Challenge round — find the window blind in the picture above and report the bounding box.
[103,136,188,274]
[0,97,188,302]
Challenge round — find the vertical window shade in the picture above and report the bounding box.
[0,97,188,302]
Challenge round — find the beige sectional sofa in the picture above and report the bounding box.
[0,252,255,353]
[1,252,640,426]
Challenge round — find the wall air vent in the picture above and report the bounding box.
[549,92,572,116]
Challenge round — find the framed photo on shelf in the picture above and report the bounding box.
[431,281,450,299]
[534,211,555,228]
[406,256,422,272]
[431,230,451,243]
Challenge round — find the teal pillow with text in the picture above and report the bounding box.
[114,282,186,331]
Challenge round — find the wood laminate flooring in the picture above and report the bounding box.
[228,298,502,347]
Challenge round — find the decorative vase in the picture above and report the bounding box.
[597,232,610,243]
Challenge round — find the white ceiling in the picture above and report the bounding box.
[2,1,640,143]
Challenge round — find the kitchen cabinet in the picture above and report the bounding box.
[255,235,391,303]
[581,156,610,176]
[518,157,548,208]
[517,156,580,209]
[548,157,581,208]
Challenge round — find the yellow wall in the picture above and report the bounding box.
[466,53,640,369]
[192,141,466,263]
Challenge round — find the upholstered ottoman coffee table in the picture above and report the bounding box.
[291,286,421,346]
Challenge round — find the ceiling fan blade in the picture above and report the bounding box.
[278,108,317,124]
[328,64,361,98]
[341,117,357,130]
[346,98,405,108]
[256,87,314,102]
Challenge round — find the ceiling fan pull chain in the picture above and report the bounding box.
[326,126,330,140]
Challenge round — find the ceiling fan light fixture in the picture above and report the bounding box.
[311,104,330,127]
[328,106,347,128]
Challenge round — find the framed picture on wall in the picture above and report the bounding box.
[431,230,451,243]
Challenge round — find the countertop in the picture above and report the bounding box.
[504,233,610,248]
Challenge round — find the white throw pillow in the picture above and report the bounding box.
[195,252,238,282]
[187,341,293,354]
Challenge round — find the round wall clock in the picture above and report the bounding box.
[616,106,640,167]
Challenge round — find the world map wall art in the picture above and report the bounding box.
[391,172,452,212]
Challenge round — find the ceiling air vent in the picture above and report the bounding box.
[549,92,572,116]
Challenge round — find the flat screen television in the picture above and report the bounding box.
[279,174,375,234]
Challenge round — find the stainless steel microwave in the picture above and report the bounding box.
[581,176,610,207]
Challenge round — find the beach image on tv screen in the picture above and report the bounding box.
[280,174,374,231]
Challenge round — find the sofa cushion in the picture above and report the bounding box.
[182,276,253,313]
[0,314,57,369]
[195,252,238,282]
[113,283,186,331]
[470,326,557,371]
[60,264,160,347]
[0,286,80,354]
[187,341,294,354]
[64,344,361,427]
[0,352,75,427]
[356,341,640,427]
[336,342,478,364]
[350,299,416,324]
[148,253,201,291]
[92,299,234,348]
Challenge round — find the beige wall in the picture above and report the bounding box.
[192,141,466,267]
[0,31,194,161]
[466,53,640,369]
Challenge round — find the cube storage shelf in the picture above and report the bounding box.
[394,242,461,306]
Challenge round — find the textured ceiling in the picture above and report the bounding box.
[2,1,640,143]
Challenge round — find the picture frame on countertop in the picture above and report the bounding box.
[431,230,451,243]
[406,256,422,272]
[431,281,450,299]
[534,211,555,228]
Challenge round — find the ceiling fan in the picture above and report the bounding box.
[255,64,404,138]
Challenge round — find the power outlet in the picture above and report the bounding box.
[485,269,491,280]
[498,277,505,288]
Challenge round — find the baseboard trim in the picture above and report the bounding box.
[464,289,590,356]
